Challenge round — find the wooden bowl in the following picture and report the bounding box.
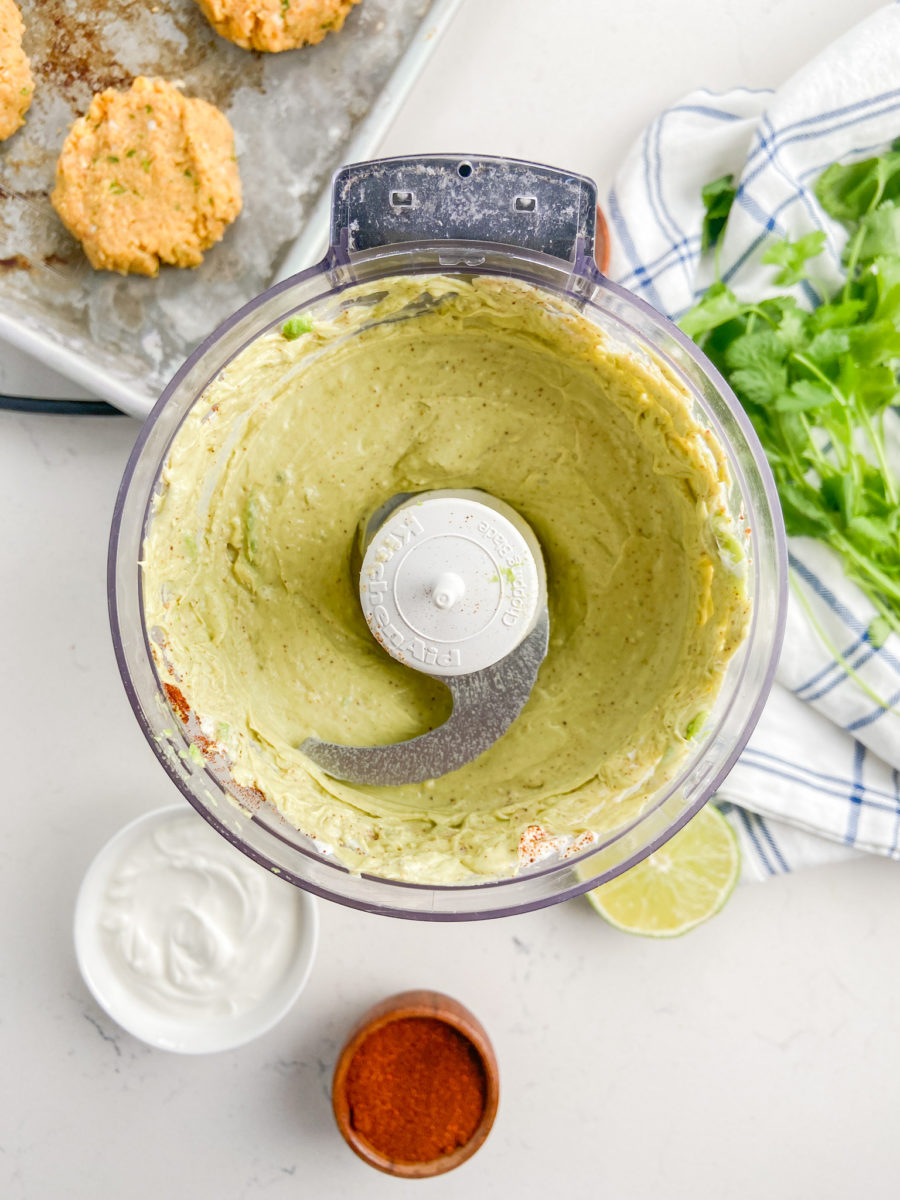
[332,989,499,1178]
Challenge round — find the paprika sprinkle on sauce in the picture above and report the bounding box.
[343,1016,487,1163]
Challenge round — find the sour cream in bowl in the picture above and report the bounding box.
[74,804,318,1053]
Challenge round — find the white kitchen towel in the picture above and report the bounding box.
[608,4,900,873]
[716,801,863,883]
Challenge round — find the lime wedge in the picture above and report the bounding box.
[580,804,740,937]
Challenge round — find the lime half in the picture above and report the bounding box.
[580,805,740,937]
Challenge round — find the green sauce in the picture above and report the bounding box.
[142,275,750,882]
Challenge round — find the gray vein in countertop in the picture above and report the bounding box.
[82,1012,121,1057]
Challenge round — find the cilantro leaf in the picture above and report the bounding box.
[679,282,750,339]
[806,327,850,365]
[865,254,900,322]
[807,298,865,332]
[774,302,810,351]
[848,514,894,550]
[723,330,787,371]
[838,358,897,415]
[761,231,826,286]
[772,380,833,413]
[855,201,900,263]
[820,472,857,525]
[728,362,788,408]
[848,320,900,366]
[868,616,892,648]
[775,478,833,539]
[701,174,737,252]
[815,149,900,224]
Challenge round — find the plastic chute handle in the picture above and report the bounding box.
[330,154,598,265]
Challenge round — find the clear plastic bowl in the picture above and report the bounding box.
[109,158,787,921]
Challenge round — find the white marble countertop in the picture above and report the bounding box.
[3,2,898,1197]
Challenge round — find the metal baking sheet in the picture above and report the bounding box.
[0,0,461,417]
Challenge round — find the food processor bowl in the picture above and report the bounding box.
[109,155,787,920]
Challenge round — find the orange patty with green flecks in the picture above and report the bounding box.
[51,76,242,276]
[0,0,32,142]
[194,0,361,52]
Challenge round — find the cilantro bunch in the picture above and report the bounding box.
[681,149,900,642]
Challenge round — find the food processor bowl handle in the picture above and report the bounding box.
[329,154,598,267]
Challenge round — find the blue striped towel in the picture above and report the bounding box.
[608,4,900,880]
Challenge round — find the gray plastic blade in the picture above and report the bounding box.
[300,610,549,786]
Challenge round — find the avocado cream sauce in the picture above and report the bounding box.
[142,274,750,883]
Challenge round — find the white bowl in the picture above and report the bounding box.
[74,804,319,1053]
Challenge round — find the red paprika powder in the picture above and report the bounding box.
[343,1016,487,1163]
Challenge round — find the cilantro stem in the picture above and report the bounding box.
[795,413,835,474]
[842,224,866,300]
[867,590,900,638]
[860,405,897,505]
[790,352,841,401]
[791,352,860,479]
[830,531,900,603]
[776,414,814,480]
